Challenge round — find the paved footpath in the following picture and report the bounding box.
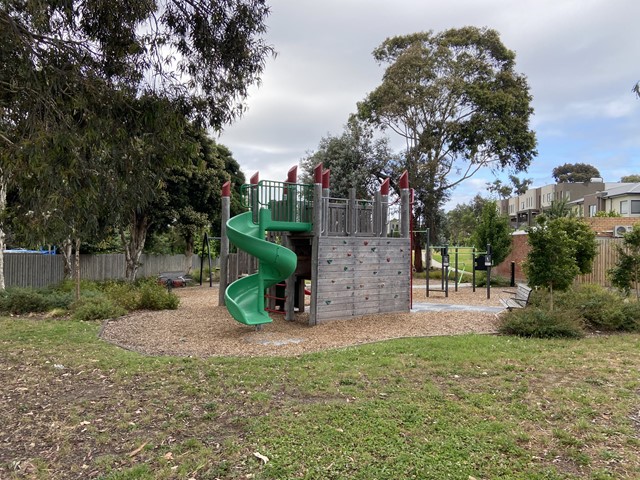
[411,303,504,313]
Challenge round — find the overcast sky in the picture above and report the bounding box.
[219,0,640,209]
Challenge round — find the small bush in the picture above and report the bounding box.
[71,295,126,321]
[620,301,640,331]
[137,283,179,310]
[556,284,631,331]
[102,281,140,310]
[498,307,585,339]
[0,288,50,314]
[41,291,74,310]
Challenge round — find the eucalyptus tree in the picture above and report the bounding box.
[552,163,601,183]
[357,26,537,266]
[487,175,532,200]
[621,174,640,183]
[1,0,274,284]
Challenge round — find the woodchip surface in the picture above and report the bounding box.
[100,282,507,358]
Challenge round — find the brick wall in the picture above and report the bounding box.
[582,217,640,237]
[494,232,529,281]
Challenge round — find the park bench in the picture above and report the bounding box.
[499,283,533,310]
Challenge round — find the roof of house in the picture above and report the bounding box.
[599,182,640,198]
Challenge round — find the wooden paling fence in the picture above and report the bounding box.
[575,237,623,287]
[3,253,203,288]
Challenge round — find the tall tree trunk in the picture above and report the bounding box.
[74,238,81,300]
[121,210,149,281]
[184,233,194,274]
[0,172,6,290]
[61,237,74,279]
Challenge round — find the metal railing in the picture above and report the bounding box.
[241,180,313,225]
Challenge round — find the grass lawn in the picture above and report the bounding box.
[1,317,639,480]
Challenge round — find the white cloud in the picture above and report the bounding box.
[219,0,640,210]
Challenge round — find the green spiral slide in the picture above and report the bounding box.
[224,210,299,326]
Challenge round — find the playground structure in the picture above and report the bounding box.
[219,165,412,326]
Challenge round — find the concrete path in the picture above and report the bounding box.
[411,302,504,313]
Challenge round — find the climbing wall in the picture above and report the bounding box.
[314,237,411,323]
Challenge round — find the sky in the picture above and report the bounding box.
[218,0,640,210]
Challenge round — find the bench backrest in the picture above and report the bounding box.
[516,284,532,301]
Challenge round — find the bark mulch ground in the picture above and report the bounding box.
[101,282,507,358]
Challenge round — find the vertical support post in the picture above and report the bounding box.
[284,165,297,321]
[322,169,330,234]
[219,181,231,306]
[373,191,381,237]
[284,233,295,321]
[400,171,410,239]
[454,247,459,292]
[286,165,297,222]
[426,234,430,298]
[250,172,259,224]
[486,243,492,300]
[348,188,357,236]
[510,261,516,287]
[380,178,389,237]
[309,164,323,326]
[472,247,476,293]
[399,171,411,307]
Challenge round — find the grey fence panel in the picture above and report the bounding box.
[4,254,65,288]
[79,254,126,281]
[137,254,191,277]
[3,253,205,288]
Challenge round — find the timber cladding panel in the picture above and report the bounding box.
[315,237,411,322]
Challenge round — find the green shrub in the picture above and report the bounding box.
[498,307,585,339]
[71,295,126,321]
[556,284,630,331]
[101,280,140,310]
[0,288,50,314]
[619,301,640,331]
[137,283,179,310]
[41,291,74,310]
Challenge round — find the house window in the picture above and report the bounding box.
[589,205,597,217]
[631,200,640,214]
[620,200,629,214]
